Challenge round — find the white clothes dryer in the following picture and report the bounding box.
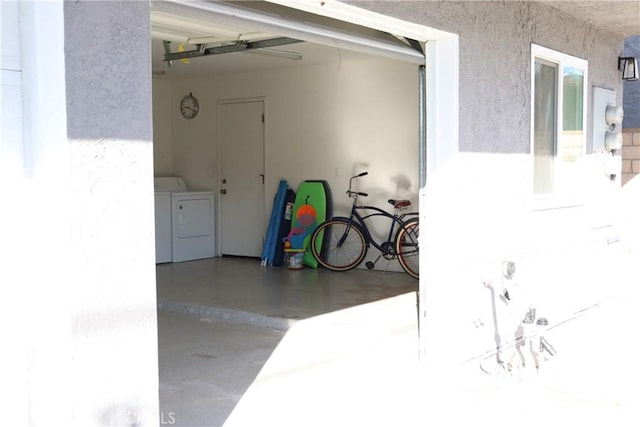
[171,189,215,262]
[154,177,216,263]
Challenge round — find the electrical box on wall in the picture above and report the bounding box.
[591,87,623,153]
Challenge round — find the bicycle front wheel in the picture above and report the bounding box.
[395,218,419,279]
[311,219,367,271]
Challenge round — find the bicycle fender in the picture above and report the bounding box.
[329,216,353,222]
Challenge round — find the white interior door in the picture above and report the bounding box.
[219,100,265,257]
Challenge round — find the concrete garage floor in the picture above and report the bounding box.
[156,257,419,427]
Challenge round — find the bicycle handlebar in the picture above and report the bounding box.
[350,171,368,180]
[348,171,368,198]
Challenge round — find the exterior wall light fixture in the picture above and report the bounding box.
[618,56,639,81]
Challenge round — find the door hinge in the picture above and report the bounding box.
[262,113,265,123]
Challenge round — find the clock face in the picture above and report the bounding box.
[180,94,199,119]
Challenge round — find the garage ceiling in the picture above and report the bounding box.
[151,38,372,78]
[150,0,423,79]
[151,5,366,78]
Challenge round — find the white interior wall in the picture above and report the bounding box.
[153,78,174,175]
[154,55,419,268]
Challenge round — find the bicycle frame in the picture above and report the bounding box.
[333,197,417,257]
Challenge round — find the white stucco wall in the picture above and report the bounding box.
[2,1,78,424]
[349,0,629,369]
[3,1,159,425]
[63,1,159,424]
[355,1,624,154]
[1,4,30,426]
[1,1,160,425]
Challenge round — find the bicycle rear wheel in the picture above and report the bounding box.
[311,219,367,271]
[395,218,419,279]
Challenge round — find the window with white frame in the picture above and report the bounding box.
[531,44,588,195]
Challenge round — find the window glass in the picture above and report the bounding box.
[533,60,557,194]
[563,66,584,132]
[556,66,584,193]
[531,45,587,196]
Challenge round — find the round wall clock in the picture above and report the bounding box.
[180,92,199,119]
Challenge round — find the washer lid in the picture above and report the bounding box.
[154,177,188,192]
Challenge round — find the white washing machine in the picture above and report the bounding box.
[154,177,216,263]
[155,177,184,263]
[154,191,173,263]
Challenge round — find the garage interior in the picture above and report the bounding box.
[151,2,424,262]
[151,2,424,423]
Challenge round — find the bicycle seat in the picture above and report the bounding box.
[388,199,411,209]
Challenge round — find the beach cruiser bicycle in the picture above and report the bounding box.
[311,172,419,279]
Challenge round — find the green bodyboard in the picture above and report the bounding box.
[284,181,332,268]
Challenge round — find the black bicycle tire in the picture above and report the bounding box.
[311,219,367,271]
[395,217,419,279]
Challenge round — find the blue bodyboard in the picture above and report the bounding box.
[261,180,293,267]
[272,188,296,266]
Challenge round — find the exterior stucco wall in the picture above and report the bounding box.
[2,1,158,425]
[64,1,158,425]
[2,4,29,425]
[349,1,628,368]
[351,1,623,154]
